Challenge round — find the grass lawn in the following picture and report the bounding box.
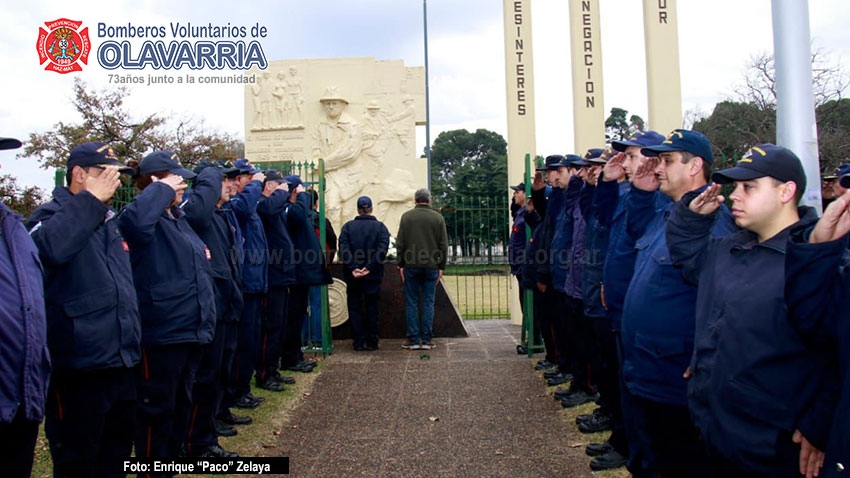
[534,365,631,478]
[442,273,514,319]
[30,356,325,478]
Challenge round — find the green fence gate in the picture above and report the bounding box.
[435,194,512,320]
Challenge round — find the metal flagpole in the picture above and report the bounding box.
[424,0,432,190]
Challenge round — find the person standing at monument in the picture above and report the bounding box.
[28,142,141,476]
[396,188,448,350]
[0,136,50,478]
[339,196,390,351]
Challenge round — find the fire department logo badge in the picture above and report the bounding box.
[36,18,91,74]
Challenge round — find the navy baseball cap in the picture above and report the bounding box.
[611,130,666,152]
[838,164,850,188]
[561,154,585,167]
[67,142,131,172]
[233,158,260,174]
[712,143,806,193]
[263,169,284,183]
[541,155,565,171]
[584,148,606,165]
[357,196,372,209]
[193,160,240,178]
[641,129,714,163]
[510,182,526,191]
[284,174,311,189]
[0,137,22,150]
[139,151,196,179]
[822,164,848,181]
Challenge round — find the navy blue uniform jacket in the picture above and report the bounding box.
[598,179,635,328]
[509,206,527,276]
[339,214,390,283]
[118,182,216,346]
[550,177,582,295]
[230,180,268,294]
[669,202,837,474]
[785,230,850,478]
[0,203,49,423]
[257,190,296,287]
[621,186,736,407]
[28,187,140,371]
[286,191,331,286]
[183,168,244,323]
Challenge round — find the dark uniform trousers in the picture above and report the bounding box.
[631,395,710,478]
[563,294,595,393]
[229,292,264,402]
[257,286,288,382]
[282,285,310,368]
[0,409,40,478]
[347,279,380,348]
[186,320,237,455]
[45,366,136,478]
[134,343,201,466]
[593,317,629,457]
[533,287,558,364]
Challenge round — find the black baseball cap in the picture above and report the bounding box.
[0,137,22,150]
[540,155,565,171]
[712,143,806,193]
[510,182,525,191]
[139,151,196,179]
[641,129,714,163]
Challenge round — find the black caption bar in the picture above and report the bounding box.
[119,457,289,475]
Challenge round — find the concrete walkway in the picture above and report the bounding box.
[274,320,595,477]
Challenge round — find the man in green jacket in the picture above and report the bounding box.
[396,189,448,350]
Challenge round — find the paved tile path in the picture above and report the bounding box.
[273,320,594,477]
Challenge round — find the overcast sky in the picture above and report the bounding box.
[2,0,849,191]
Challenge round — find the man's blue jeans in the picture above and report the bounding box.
[403,267,439,343]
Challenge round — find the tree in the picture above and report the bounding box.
[429,129,508,258]
[605,107,646,142]
[0,175,45,217]
[695,50,850,173]
[734,50,849,110]
[20,78,243,171]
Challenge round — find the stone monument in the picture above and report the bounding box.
[244,57,427,235]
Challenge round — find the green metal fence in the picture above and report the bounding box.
[435,194,512,319]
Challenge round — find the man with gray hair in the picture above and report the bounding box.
[396,189,448,350]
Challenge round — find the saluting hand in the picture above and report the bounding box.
[532,171,546,191]
[152,174,187,196]
[252,172,266,183]
[810,189,850,244]
[85,165,121,203]
[632,157,660,192]
[586,165,602,186]
[689,184,724,215]
[602,152,626,182]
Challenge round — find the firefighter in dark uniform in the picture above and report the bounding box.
[118,151,215,467]
[182,161,244,458]
[0,136,50,478]
[255,169,297,389]
[28,142,140,477]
